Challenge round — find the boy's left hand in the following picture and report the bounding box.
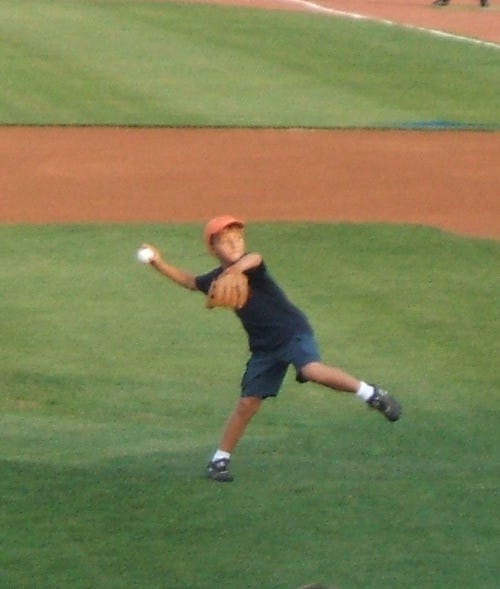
[206,272,249,310]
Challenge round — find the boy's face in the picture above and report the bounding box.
[211,226,245,265]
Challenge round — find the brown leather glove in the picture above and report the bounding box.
[206,272,249,310]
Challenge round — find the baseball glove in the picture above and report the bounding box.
[206,272,249,310]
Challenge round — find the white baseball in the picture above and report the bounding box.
[137,247,155,264]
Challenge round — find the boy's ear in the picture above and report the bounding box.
[207,240,218,256]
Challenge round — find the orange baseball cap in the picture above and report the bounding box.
[204,215,244,249]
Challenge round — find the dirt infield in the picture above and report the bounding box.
[2,127,498,238]
[1,0,498,239]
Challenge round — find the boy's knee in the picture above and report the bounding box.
[237,396,262,416]
[299,361,323,382]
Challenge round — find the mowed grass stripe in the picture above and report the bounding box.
[0,0,498,126]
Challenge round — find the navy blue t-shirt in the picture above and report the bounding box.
[195,261,313,352]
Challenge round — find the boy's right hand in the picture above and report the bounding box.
[138,243,160,264]
[137,245,197,290]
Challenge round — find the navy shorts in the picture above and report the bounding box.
[241,333,321,399]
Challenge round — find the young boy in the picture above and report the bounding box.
[142,215,401,483]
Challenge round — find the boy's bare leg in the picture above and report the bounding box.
[219,396,262,452]
[300,362,360,393]
[301,361,402,422]
[208,396,262,481]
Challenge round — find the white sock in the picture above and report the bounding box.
[356,381,374,401]
[212,449,231,462]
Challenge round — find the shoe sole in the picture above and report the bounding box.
[208,473,234,482]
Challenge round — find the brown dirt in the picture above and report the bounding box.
[1,0,499,239]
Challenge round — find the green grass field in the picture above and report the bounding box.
[1,224,499,589]
[0,0,498,127]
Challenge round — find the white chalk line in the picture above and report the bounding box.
[280,0,500,49]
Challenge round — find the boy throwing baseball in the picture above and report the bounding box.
[141,215,401,483]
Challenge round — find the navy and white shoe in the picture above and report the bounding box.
[367,386,401,422]
[207,458,234,482]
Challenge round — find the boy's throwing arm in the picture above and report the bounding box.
[141,243,198,291]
